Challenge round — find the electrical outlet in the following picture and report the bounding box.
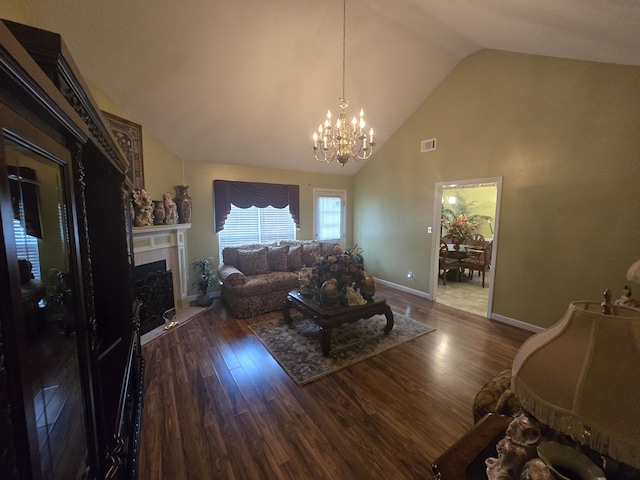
[407,271,413,279]
[427,226,432,234]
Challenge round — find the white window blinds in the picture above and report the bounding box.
[218,204,296,260]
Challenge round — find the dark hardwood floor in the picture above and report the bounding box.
[138,284,532,479]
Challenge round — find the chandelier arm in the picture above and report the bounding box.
[313,143,336,163]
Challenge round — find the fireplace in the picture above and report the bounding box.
[134,260,175,335]
[132,224,190,309]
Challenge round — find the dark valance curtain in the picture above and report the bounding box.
[213,180,300,232]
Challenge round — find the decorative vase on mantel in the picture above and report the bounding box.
[174,185,192,224]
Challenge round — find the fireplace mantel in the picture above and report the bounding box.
[132,224,191,308]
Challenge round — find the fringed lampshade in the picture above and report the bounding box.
[511,301,640,469]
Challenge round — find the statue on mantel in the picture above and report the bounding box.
[132,188,154,227]
[163,192,178,225]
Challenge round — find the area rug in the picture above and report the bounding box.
[249,312,435,385]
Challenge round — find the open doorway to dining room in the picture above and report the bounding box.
[429,177,502,318]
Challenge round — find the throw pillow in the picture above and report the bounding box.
[222,247,240,269]
[238,247,269,275]
[287,245,303,271]
[302,243,321,266]
[268,246,289,272]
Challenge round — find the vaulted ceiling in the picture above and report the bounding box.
[13,0,640,175]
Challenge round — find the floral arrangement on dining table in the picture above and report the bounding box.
[299,246,375,307]
[441,213,479,243]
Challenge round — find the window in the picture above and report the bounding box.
[218,204,296,260]
[13,218,41,280]
[313,189,346,248]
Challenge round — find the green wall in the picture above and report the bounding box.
[0,1,26,22]
[355,49,640,328]
[184,162,354,294]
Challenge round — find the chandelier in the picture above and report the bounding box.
[312,0,375,166]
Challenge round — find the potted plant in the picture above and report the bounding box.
[43,268,75,335]
[440,194,492,243]
[191,256,218,306]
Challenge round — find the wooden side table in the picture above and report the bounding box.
[431,414,510,479]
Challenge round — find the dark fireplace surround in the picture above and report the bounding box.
[134,260,175,335]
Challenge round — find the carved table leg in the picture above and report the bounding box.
[283,296,294,327]
[321,327,332,356]
[383,304,394,334]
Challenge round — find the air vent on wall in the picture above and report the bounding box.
[421,138,436,153]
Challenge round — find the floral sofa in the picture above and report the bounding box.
[217,240,342,318]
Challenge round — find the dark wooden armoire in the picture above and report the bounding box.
[0,19,143,480]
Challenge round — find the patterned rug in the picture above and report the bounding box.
[249,312,435,385]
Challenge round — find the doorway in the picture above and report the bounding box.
[429,177,502,317]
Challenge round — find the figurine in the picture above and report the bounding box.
[614,285,640,308]
[132,188,154,227]
[346,285,367,306]
[486,413,542,480]
[520,459,553,480]
[163,192,178,225]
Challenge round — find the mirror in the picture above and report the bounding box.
[7,137,87,479]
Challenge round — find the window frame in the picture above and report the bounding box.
[313,188,346,249]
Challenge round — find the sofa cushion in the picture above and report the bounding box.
[227,271,300,298]
[268,245,289,272]
[322,243,342,256]
[287,245,303,271]
[238,247,269,275]
[222,247,241,269]
[223,243,273,269]
[302,243,321,266]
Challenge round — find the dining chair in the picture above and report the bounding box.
[462,233,486,262]
[439,239,461,285]
[460,241,492,287]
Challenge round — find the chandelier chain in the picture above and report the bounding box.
[311,0,375,166]
[342,0,346,99]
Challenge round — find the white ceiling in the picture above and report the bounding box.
[14,0,640,175]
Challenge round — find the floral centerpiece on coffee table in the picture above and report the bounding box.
[301,246,375,307]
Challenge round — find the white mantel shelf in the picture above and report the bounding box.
[132,223,191,308]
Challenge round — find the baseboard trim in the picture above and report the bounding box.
[490,313,543,333]
[374,278,431,300]
[375,278,542,333]
[186,291,221,302]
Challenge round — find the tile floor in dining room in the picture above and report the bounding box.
[436,268,490,317]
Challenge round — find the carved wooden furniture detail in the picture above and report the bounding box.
[0,20,143,480]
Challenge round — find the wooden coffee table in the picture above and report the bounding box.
[282,290,394,356]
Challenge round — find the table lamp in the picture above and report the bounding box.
[511,300,640,469]
[627,258,640,283]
